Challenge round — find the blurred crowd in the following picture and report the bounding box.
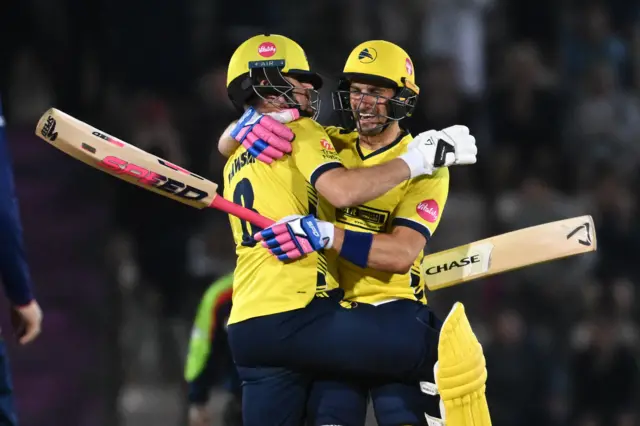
[2,0,640,425]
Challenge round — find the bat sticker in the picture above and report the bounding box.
[41,116,58,141]
[566,222,592,246]
[81,143,96,154]
[99,155,209,201]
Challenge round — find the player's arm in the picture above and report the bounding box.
[316,161,412,208]
[0,195,33,307]
[332,170,449,273]
[313,125,467,209]
[256,169,449,274]
[218,108,299,163]
[0,99,42,344]
[296,132,412,208]
[332,226,425,274]
[0,135,34,305]
[293,125,444,209]
[188,347,217,405]
[220,110,474,208]
[219,115,412,208]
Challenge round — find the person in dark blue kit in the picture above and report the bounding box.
[0,96,44,425]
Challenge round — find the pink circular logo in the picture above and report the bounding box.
[405,58,413,76]
[416,199,439,223]
[258,42,276,58]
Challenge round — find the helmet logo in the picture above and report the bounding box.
[405,58,413,76]
[258,42,277,58]
[358,48,377,64]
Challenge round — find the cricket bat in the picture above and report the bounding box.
[421,215,597,291]
[34,108,275,229]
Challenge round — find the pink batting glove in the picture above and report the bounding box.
[253,214,334,262]
[231,108,300,164]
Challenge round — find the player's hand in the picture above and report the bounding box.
[230,107,299,164]
[399,125,477,177]
[11,300,43,345]
[254,214,335,261]
[188,404,211,426]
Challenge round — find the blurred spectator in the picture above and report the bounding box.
[411,56,485,135]
[488,42,565,191]
[608,0,640,37]
[485,308,554,426]
[630,24,640,92]
[565,61,640,185]
[421,0,491,97]
[570,312,639,425]
[6,49,54,126]
[494,174,595,328]
[503,0,559,60]
[563,3,628,88]
[342,0,425,54]
[587,169,640,283]
[612,278,636,322]
[193,64,239,176]
[495,173,583,233]
[112,96,196,382]
[409,56,490,189]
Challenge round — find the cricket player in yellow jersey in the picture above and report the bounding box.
[224,34,452,327]
[224,40,491,426]
[305,41,458,426]
[221,33,482,426]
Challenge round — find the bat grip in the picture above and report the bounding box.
[210,196,275,229]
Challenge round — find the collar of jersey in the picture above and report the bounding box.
[356,128,410,161]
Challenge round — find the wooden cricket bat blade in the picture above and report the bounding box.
[421,215,597,291]
[34,108,218,209]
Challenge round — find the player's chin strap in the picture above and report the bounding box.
[420,302,492,426]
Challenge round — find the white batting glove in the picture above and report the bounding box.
[399,125,478,177]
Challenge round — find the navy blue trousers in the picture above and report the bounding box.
[0,340,17,426]
[228,291,441,426]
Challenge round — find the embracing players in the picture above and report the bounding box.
[218,33,490,426]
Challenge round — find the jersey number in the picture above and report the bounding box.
[232,178,262,247]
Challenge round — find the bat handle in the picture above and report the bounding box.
[210,196,275,229]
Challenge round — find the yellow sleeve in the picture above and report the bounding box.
[289,119,344,187]
[392,167,449,241]
[324,126,351,154]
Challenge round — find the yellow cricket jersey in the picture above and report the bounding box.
[325,126,450,305]
[223,118,343,324]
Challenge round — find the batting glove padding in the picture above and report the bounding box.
[254,214,335,261]
[399,125,478,178]
[230,107,299,164]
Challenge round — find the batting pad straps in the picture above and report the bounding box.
[339,230,373,268]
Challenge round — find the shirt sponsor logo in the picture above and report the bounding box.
[416,199,439,223]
